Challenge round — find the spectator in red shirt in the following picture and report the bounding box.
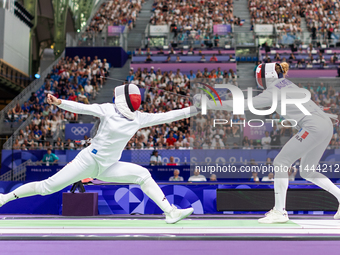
[166,132,177,147]
[166,156,178,166]
[210,54,218,62]
[58,65,66,75]
[68,91,77,101]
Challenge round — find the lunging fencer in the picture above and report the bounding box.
[197,62,340,223]
[0,84,197,224]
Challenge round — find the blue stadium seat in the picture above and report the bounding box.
[247,56,252,62]
[241,57,246,62]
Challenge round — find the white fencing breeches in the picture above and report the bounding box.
[3,148,172,213]
[274,114,340,212]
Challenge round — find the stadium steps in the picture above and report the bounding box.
[77,60,132,124]
[300,18,308,35]
[233,0,252,33]
[127,0,153,52]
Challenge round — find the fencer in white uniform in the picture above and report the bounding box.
[0,84,197,224]
[198,62,340,223]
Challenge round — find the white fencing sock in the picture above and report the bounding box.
[140,177,172,213]
[274,170,289,213]
[2,182,38,205]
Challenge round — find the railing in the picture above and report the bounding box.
[66,29,128,51]
[0,51,65,123]
[0,159,32,181]
[2,115,33,150]
[0,59,30,88]
[142,31,236,48]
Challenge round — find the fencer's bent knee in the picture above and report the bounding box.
[136,167,152,186]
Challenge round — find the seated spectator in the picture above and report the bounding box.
[166,156,178,166]
[228,69,238,86]
[274,53,281,61]
[266,157,273,166]
[126,70,134,82]
[187,47,194,55]
[306,61,313,68]
[13,139,21,150]
[12,103,22,116]
[262,172,274,182]
[40,148,59,166]
[331,53,338,64]
[168,48,176,55]
[229,55,236,62]
[78,90,89,104]
[84,80,95,99]
[157,49,165,55]
[176,56,182,62]
[146,48,152,55]
[179,49,186,55]
[188,169,207,182]
[29,92,37,105]
[264,56,271,63]
[165,56,171,62]
[297,60,304,68]
[65,138,75,150]
[169,169,184,181]
[250,172,260,182]
[213,34,220,47]
[200,55,206,62]
[210,54,218,62]
[187,70,196,80]
[145,55,153,63]
[210,174,217,181]
[166,132,177,147]
[150,150,162,166]
[288,53,296,62]
[288,166,298,181]
[203,34,212,48]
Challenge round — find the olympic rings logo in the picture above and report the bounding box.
[71,127,88,136]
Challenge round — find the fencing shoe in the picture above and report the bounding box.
[165,205,194,224]
[258,208,289,223]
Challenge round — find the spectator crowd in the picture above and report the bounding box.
[8,55,109,151]
[249,0,340,41]
[79,0,144,45]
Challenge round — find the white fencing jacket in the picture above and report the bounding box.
[59,100,197,172]
[209,79,337,124]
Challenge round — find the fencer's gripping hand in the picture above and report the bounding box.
[47,94,61,106]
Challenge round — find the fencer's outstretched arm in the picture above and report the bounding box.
[47,94,106,117]
[139,106,198,128]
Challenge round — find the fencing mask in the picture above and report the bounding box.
[114,84,141,120]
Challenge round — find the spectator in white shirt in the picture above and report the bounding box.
[261,131,271,149]
[150,150,162,165]
[84,81,95,98]
[169,169,184,181]
[262,172,274,182]
[188,169,207,182]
